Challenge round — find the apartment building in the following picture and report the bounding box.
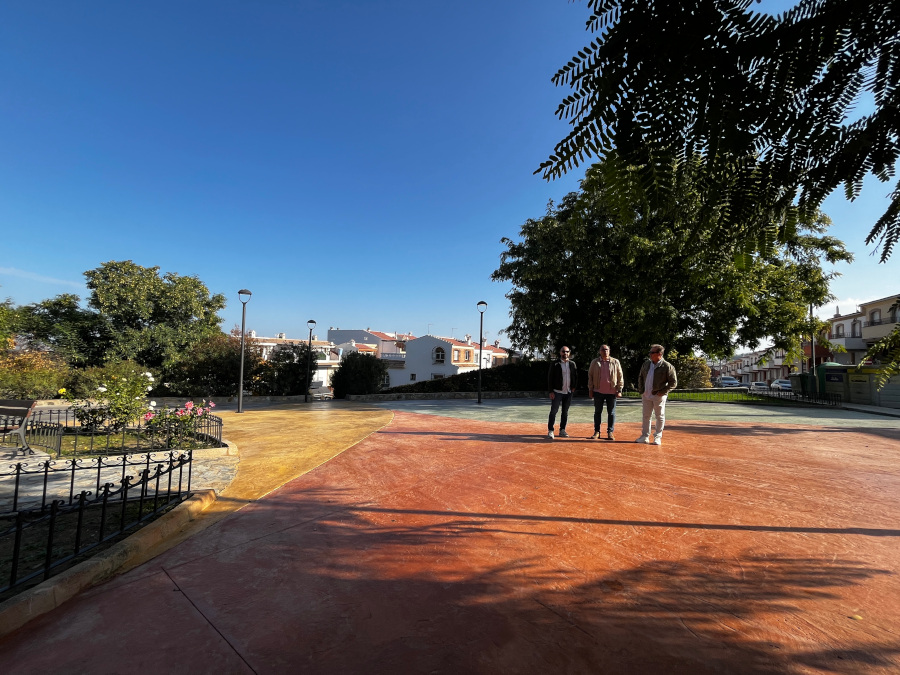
[828,294,899,365]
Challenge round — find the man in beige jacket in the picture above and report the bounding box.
[587,345,624,440]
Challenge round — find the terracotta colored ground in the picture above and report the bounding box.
[2,410,900,674]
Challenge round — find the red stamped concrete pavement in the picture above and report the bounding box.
[2,412,900,673]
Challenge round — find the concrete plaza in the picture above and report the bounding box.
[1,398,899,673]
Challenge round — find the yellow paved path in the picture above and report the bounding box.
[129,401,393,566]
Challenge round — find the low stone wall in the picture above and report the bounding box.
[347,391,546,402]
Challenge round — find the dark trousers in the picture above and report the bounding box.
[548,392,573,431]
[592,393,617,432]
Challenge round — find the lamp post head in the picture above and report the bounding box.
[238,289,252,304]
[477,301,488,313]
[307,319,317,331]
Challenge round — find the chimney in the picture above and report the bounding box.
[494,339,501,347]
[249,330,256,338]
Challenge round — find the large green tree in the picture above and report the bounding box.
[539,0,899,261]
[166,331,263,398]
[85,260,226,370]
[16,294,111,368]
[258,343,320,397]
[493,161,851,378]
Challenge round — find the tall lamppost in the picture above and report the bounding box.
[305,319,316,403]
[237,289,252,413]
[477,301,487,404]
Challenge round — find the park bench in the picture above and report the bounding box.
[0,399,38,456]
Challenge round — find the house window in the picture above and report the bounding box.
[464,350,471,361]
[890,306,898,323]
[433,347,445,364]
[870,310,881,325]
[410,374,416,381]
[834,324,844,337]
[453,350,460,361]
[852,320,861,337]
[431,373,444,380]
[382,373,390,387]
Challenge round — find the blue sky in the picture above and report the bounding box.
[1,1,896,347]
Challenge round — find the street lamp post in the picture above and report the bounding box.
[237,289,252,413]
[477,301,487,404]
[305,319,316,403]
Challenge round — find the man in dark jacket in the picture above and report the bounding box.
[547,346,577,440]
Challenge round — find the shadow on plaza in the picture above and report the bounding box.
[160,486,900,674]
[668,422,900,442]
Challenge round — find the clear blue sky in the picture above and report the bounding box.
[1,1,896,347]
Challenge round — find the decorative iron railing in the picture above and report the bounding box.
[0,450,192,595]
[4,409,226,458]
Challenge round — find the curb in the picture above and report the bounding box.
[0,489,217,639]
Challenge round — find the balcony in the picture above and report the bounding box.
[862,319,898,341]
[380,352,406,360]
[827,334,867,351]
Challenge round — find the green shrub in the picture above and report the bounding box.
[331,352,388,398]
[0,350,69,399]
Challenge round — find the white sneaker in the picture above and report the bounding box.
[635,436,649,444]
[652,436,662,445]
[548,431,554,440]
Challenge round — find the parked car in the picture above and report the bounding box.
[770,379,792,391]
[716,376,742,387]
[749,381,769,391]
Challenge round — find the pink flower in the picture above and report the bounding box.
[144,412,155,421]
[184,401,194,410]
[208,401,216,408]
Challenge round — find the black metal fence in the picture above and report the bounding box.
[0,409,225,458]
[0,450,192,595]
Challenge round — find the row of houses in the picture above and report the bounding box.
[246,328,510,389]
[713,292,899,385]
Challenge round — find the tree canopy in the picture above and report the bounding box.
[85,260,226,369]
[539,0,899,261]
[493,160,851,376]
[17,294,111,368]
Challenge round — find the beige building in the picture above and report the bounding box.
[828,293,899,365]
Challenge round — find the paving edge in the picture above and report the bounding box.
[0,488,217,639]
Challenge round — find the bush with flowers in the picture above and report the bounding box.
[60,369,156,431]
[143,399,216,449]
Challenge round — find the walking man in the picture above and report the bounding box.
[636,344,677,445]
[587,345,624,440]
[547,346,577,440]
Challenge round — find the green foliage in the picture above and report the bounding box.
[60,366,155,431]
[492,161,851,376]
[166,332,263,398]
[667,351,712,389]
[0,297,18,348]
[257,343,318,396]
[330,352,388,398]
[63,360,154,398]
[386,360,553,394]
[85,260,226,369]
[16,294,111,368]
[540,0,900,261]
[0,350,69,399]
